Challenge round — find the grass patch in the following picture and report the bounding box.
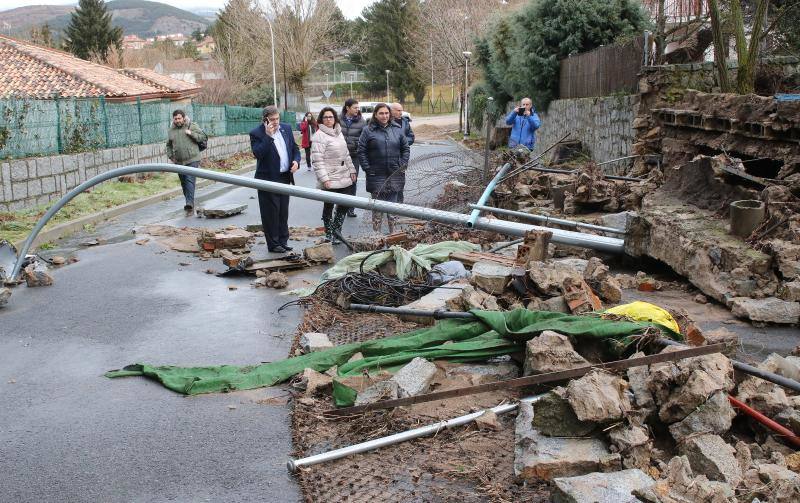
[0,153,254,246]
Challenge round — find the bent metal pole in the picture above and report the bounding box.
[466,162,512,228]
[286,394,545,472]
[11,164,625,278]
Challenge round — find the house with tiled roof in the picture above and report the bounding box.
[0,35,200,102]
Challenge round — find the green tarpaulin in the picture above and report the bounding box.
[106,309,681,404]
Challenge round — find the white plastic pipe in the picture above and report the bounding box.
[286,394,544,472]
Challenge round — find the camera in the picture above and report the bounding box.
[517,107,526,115]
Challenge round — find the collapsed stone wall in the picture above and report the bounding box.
[0,134,252,212]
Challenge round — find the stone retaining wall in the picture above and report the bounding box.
[0,134,251,212]
[529,95,640,169]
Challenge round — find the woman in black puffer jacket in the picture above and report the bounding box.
[357,103,410,232]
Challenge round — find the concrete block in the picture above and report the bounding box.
[471,261,513,294]
[730,297,800,324]
[391,357,437,397]
[355,380,399,405]
[680,433,742,485]
[514,399,620,482]
[27,179,42,197]
[552,469,655,503]
[50,156,64,175]
[11,181,28,200]
[62,155,76,172]
[399,281,468,324]
[299,332,333,353]
[102,149,113,165]
[1,163,11,202]
[10,160,27,181]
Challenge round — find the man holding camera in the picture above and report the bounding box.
[249,105,301,254]
[505,97,541,150]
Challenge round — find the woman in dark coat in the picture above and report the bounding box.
[356,102,410,233]
[340,99,366,217]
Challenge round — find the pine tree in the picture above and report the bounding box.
[64,0,123,63]
[360,0,426,104]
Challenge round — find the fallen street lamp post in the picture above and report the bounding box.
[9,163,625,282]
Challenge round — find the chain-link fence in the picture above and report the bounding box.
[0,97,264,159]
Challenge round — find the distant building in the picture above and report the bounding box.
[640,0,706,24]
[0,35,200,102]
[122,34,147,50]
[154,58,225,84]
[197,36,216,55]
[155,33,189,47]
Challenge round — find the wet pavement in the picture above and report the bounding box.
[0,140,461,502]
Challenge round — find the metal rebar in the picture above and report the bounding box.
[347,305,800,395]
[467,162,512,227]
[468,204,627,235]
[11,163,626,280]
[595,155,644,167]
[488,237,524,253]
[286,394,544,472]
[497,132,573,185]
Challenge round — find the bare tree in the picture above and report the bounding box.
[213,0,275,89]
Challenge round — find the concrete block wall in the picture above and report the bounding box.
[529,94,639,169]
[0,134,251,212]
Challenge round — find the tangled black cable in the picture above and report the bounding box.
[278,249,451,312]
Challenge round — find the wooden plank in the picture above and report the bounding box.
[449,251,516,268]
[244,258,309,272]
[326,343,724,417]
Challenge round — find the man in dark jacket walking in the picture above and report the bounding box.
[166,109,207,214]
[357,103,410,233]
[340,98,366,217]
[391,103,415,146]
[249,105,301,254]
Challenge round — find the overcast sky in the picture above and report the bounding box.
[1,1,376,20]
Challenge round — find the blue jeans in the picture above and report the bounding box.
[178,161,198,206]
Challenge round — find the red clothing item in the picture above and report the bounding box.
[300,120,317,149]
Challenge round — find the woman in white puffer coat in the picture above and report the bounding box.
[310,106,357,243]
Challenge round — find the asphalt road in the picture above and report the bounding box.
[0,139,461,503]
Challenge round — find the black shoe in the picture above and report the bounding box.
[347,209,356,218]
[282,245,293,251]
[184,204,194,214]
[269,245,288,253]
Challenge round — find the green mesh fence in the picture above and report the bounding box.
[192,103,226,137]
[225,105,262,135]
[0,98,60,158]
[0,97,262,159]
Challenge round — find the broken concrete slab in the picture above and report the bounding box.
[391,357,437,398]
[779,280,800,302]
[659,369,726,423]
[600,211,637,232]
[583,257,623,304]
[608,423,651,453]
[515,399,620,482]
[681,433,742,485]
[474,410,501,431]
[627,352,655,410]
[444,362,519,385]
[196,203,247,218]
[299,332,334,353]
[23,262,53,287]
[775,407,800,436]
[0,287,10,307]
[730,297,800,324]
[669,391,737,442]
[532,388,596,437]
[528,261,584,297]
[540,295,571,313]
[198,227,253,251]
[737,376,791,416]
[400,281,469,324]
[297,368,333,396]
[303,242,335,264]
[523,331,589,376]
[265,271,288,289]
[552,468,654,503]
[566,370,631,423]
[634,455,737,503]
[759,353,800,382]
[703,327,740,357]
[354,380,399,405]
[471,261,513,294]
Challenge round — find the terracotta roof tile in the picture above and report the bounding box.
[119,67,200,94]
[0,35,172,99]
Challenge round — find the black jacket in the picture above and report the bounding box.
[249,123,301,182]
[395,116,415,146]
[357,120,410,194]
[341,114,367,163]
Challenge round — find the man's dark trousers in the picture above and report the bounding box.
[255,171,291,250]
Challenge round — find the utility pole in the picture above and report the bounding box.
[430,40,434,113]
[282,48,288,111]
[463,51,471,139]
[385,69,390,103]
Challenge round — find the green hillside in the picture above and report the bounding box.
[0,0,211,38]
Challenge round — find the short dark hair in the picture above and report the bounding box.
[369,103,391,125]
[262,105,280,122]
[172,109,185,118]
[341,98,358,117]
[317,107,339,126]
